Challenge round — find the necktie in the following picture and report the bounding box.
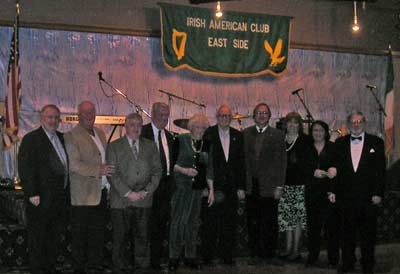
[351,136,362,142]
[131,140,138,160]
[51,134,67,167]
[158,130,167,174]
[51,134,68,188]
[258,128,263,134]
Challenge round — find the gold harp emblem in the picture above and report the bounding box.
[172,28,187,61]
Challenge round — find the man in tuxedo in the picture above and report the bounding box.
[106,113,162,274]
[335,111,385,274]
[243,102,287,264]
[140,102,174,271]
[201,104,246,265]
[18,104,69,274]
[65,101,114,274]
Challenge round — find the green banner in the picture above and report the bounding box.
[160,3,292,77]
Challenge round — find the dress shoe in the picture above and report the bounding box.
[264,257,284,266]
[305,258,318,268]
[337,265,355,274]
[150,263,162,271]
[49,270,63,274]
[168,259,179,272]
[362,267,374,274]
[202,258,215,266]
[184,258,201,269]
[221,258,236,266]
[288,253,302,262]
[327,263,338,269]
[248,257,264,265]
[278,253,289,260]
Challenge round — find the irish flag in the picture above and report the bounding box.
[384,47,394,157]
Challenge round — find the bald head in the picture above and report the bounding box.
[78,101,96,130]
[216,104,233,130]
[151,102,170,130]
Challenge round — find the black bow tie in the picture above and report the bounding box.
[351,136,362,141]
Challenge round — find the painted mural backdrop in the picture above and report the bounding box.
[0,27,389,177]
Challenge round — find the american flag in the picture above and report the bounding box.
[384,45,394,159]
[3,2,21,149]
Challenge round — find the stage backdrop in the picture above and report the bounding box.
[0,27,389,178]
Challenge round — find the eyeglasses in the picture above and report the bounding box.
[350,119,364,125]
[217,114,231,118]
[255,111,270,116]
[43,115,61,120]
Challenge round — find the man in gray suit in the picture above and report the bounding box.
[243,102,287,264]
[106,113,162,274]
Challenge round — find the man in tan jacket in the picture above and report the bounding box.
[65,101,114,274]
[106,113,162,274]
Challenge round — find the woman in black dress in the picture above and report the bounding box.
[303,120,339,268]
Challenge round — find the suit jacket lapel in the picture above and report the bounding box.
[357,134,370,171]
[76,125,100,154]
[39,127,65,169]
[213,126,228,162]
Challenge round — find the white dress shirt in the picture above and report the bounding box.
[90,131,110,191]
[256,125,268,133]
[350,132,365,172]
[218,126,230,162]
[151,123,170,175]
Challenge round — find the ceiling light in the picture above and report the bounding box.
[352,1,360,32]
[215,1,223,18]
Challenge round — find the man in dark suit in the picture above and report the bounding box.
[140,102,174,270]
[243,102,287,264]
[335,111,385,274]
[18,104,69,274]
[201,104,246,265]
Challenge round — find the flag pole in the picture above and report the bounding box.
[12,0,21,190]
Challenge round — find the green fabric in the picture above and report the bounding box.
[160,3,292,77]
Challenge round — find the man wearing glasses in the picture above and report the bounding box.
[18,104,69,274]
[201,104,246,265]
[334,111,385,274]
[243,103,287,265]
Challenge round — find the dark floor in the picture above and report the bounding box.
[1,243,400,274]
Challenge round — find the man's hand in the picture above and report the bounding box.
[100,163,115,176]
[127,192,142,202]
[327,167,337,179]
[274,187,283,200]
[327,192,336,203]
[208,189,214,207]
[314,169,327,179]
[138,191,148,200]
[184,168,198,177]
[237,190,246,200]
[29,196,40,206]
[371,195,382,205]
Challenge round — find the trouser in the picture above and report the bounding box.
[111,206,151,273]
[305,191,340,265]
[201,189,238,261]
[340,200,378,272]
[149,175,173,265]
[70,189,108,271]
[247,195,279,258]
[26,195,68,274]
